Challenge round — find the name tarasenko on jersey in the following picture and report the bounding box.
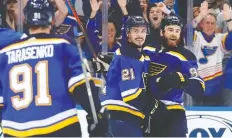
[6,45,54,64]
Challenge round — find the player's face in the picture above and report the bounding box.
[161,25,181,47]
[202,14,216,36]
[108,22,117,45]
[128,26,147,47]
[149,7,164,29]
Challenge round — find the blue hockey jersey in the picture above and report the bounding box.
[143,46,205,110]
[0,28,27,49]
[0,33,88,137]
[0,28,26,107]
[100,43,149,124]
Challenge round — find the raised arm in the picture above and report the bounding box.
[222,4,232,32]
[192,1,212,29]
[86,0,102,46]
[222,4,232,50]
[51,0,68,27]
[118,0,128,16]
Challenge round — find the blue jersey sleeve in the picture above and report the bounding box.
[223,32,232,50]
[0,82,3,107]
[181,50,205,98]
[103,55,121,99]
[0,28,26,49]
[86,13,102,47]
[65,44,90,93]
[65,44,102,113]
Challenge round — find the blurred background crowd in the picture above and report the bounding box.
[1,0,232,107]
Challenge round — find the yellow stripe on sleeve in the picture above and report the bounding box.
[3,116,79,137]
[105,105,145,119]
[123,89,143,102]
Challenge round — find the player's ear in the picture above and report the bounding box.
[160,30,164,36]
[126,32,129,38]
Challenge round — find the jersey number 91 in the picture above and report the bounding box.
[10,60,51,110]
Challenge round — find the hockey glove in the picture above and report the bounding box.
[87,107,111,137]
[142,99,168,134]
[92,54,113,72]
[156,72,188,92]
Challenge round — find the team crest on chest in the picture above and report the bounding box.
[199,45,218,64]
[148,62,167,76]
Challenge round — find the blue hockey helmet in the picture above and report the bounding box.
[126,16,149,34]
[161,15,183,31]
[24,0,55,26]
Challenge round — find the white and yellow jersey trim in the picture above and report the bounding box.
[143,46,156,52]
[0,96,3,107]
[121,88,143,102]
[2,108,79,137]
[160,100,185,110]
[92,77,104,88]
[101,100,145,119]
[0,38,70,54]
[68,73,92,92]
[166,51,187,61]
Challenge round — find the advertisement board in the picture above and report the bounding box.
[186,107,232,138]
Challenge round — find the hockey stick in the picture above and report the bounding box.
[73,26,99,128]
[66,0,108,81]
[66,0,97,60]
[67,0,98,126]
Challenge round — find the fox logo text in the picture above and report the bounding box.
[187,115,232,138]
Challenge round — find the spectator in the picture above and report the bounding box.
[220,2,232,106]
[4,0,18,30]
[216,1,231,33]
[145,2,174,46]
[216,2,232,72]
[84,0,121,59]
[206,0,224,16]
[139,0,149,21]
[190,2,232,105]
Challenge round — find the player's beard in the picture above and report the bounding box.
[162,35,181,48]
[133,37,145,48]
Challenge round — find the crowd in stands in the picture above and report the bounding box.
[1,0,232,106]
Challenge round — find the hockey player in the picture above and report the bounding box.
[0,0,107,137]
[98,1,169,137]
[99,1,169,136]
[99,15,150,137]
[143,15,205,137]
